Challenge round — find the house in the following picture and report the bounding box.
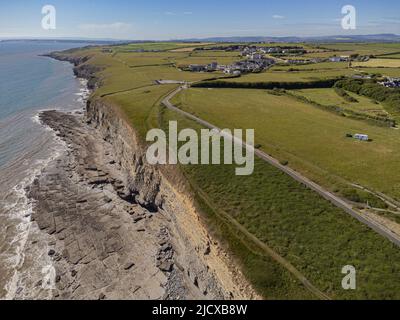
[230,70,241,76]
[352,74,372,80]
[224,67,240,75]
[329,56,350,62]
[250,53,264,60]
[266,47,282,53]
[310,58,324,63]
[206,62,218,71]
[189,64,207,72]
[354,134,369,141]
[217,65,226,71]
[379,78,400,88]
[285,59,309,64]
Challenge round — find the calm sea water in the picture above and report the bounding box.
[0,41,90,299]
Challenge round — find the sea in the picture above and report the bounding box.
[0,40,90,299]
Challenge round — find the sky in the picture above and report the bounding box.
[0,0,399,40]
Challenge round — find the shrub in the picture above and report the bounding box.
[335,79,400,125]
[340,187,388,209]
[280,160,289,166]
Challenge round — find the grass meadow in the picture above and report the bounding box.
[160,107,400,300]
[291,88,389,117]
[171,88,400,200]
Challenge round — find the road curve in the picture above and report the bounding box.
[162,86,400,248]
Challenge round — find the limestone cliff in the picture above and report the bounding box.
[85,97,258,299]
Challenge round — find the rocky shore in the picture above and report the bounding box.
[21,52,259,300]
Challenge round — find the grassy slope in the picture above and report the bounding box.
[161,107,400,300]
[292,88,389,117]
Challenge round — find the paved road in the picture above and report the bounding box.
[162,86,400,248]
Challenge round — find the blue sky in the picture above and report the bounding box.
[0,0,399,39]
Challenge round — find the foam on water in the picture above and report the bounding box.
[2,124,67,300]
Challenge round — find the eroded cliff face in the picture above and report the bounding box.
[85,97,258,300]
[46,53,101,90]
[86,99,162,210]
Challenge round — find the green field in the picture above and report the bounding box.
[172,88,400,199]
[379,53,400,59]
[291,88,389,117]
[354,59,400,68]
[356,67,400,78]
[272,61,349,71]
[112,42,213,52]
[224,68,356,83]
[190,50,241,57]
[317,43,400,56]
[93,58,217,97]
[160,106,400,300]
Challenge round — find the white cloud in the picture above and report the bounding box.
[77,22,134,39]
[165,11,193,16]
[79,22,133,32]
[272,15,285,19]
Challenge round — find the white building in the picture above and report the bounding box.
[250,53,264,60]
[329,56,350,62]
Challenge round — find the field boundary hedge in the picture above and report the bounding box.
[192,78,339,90]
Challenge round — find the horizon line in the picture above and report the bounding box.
[1,33,400,43]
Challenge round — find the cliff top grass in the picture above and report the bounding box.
[161,106,400,300]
